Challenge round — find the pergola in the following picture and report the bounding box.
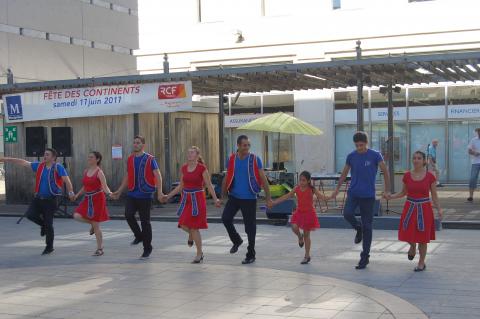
[2,47,480,190]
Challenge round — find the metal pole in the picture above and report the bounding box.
[387,83,395,193]
[219,91,225,172]
[163,54,171,190]
[356,40,364,132]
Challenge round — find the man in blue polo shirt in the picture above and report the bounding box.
[332,132,390,269]
[1,148,75,255]
[221,135,272,265]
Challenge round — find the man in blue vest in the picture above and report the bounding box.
[1,148,75,255]
[221,135,272,265]
[112,135,163,259]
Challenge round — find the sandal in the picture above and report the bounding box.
[92,248,104,256]
[407,244,416,260]
[298,233,304,248]
[89,226,95,236]
[192,253,204,264]
[414,264,426,272]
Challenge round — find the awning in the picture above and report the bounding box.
[2,50,480,96]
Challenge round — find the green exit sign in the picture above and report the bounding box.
[4,126,18,143]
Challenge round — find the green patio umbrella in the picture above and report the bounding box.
[238,112,323,169]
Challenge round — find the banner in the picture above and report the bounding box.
[2,81,193,123]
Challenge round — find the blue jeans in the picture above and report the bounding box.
[343,196,375,259]
[469,164,480,190]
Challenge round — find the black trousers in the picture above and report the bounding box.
[26,197,58,249]
[222,196,257,258]
[125,197,152,250]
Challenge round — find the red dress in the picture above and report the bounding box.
[177,163,208,229]
[75,169,109,222]
[290,186,320,231]
[398,171,436,243]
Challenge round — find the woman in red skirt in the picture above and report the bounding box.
[269,171,327,264]
[73,151,112,256]
[164,146,220,263]
[387,151,443,272]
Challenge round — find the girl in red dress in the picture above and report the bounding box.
[388,151,443,272]
[164,146,220,263]
[269,171,327,264]
[73,152,112,256]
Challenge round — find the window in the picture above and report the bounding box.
[448,86,480,105]
[332,0,341,9]
[408,87,445,107]
[334,91,368,110]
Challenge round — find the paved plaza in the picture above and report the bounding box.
[0,218,479,319]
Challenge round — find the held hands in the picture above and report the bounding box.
[267,199,275,210]
[383,192,392,201]
[214,198,222,208]
[329,190,339,201]
[109,191,120,200]
[159,194,169,204]
[68,192,75,202]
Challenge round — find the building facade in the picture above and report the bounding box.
[0,0,139,155]
[137,0,480,183]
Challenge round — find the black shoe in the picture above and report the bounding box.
[355,255,370,269]
[354,227,363,244]
[141,247,152,259]
[408,254,415,261]
[131,238,143,245]
[242,256,256,264]
[188,240,194,247]
[467,197,473,203]
[414,264,427,272]
[41,247,54,255]
[300,257,311,264]
[40,226,46,237]
[192,253,204,264]
[230,240,243,254]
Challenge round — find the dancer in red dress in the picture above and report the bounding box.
[387,151,443,272]
[269,171,328,264]
[164,146,220,263]
[73,152,112,256]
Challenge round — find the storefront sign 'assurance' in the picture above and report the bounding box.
[2,81,193,123]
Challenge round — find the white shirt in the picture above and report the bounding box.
[468,137,480,165]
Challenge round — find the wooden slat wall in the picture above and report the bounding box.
[4,111,219,203]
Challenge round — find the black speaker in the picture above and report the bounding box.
[52,127,72,157]
[26,127,47,157]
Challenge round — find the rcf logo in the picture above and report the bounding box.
[158,84,186,99]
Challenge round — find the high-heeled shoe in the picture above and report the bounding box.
[300,256,311,264]
[298,233,304,248]
[192,253,204,264]
[187,240,194,247]
[414,264,426,272]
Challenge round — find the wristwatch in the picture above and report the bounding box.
[68,191,75,196]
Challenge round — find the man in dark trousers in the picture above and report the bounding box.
[332,131,390,269]
[112,135,163,259]
[221,135,272,264]
[1,148,75,255]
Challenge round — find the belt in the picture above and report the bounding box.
[34,195,56,200]
[85,189,102,218]
[177,188,204,217]
[404,197,430,232]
